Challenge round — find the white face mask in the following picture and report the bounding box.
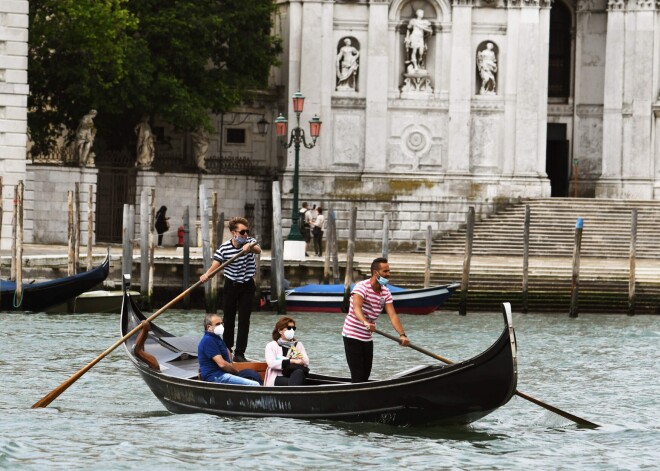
[213,324,224,337]
[283,329,295,340]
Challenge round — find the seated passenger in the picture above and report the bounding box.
[264,316,310,386]
[198,313,260,386]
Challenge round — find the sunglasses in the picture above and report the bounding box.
[235,229,249,235]
[286,325,297,331]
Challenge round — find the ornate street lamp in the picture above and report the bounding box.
[277,91,322,240]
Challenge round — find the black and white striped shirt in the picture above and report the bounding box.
[213,237,257,283]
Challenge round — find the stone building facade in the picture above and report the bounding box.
[3,0,660,250]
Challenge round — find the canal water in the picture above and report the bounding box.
[0,309,657,470]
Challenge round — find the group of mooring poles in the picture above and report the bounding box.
[460,204,641,317]
[1,179,97,310]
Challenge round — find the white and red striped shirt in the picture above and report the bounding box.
[342,279,393,341]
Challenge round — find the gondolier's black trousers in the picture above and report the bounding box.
[343,336,373,383]
[222,277,255,357]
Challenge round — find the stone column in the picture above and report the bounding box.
[512,2,543,175]
[0,0,29,250]
[364,0,389,172]
[598,1,626,193]
[446,1,473,174]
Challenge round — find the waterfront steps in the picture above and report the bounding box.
[404,198,660,314]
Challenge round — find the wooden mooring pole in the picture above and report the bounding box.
[271,181,286,314]
[330,208,340,284]
[210,193,219,313]
[10,184,17,281]
[323,205,333,284]
[140,189,149,302]
[67,191,75,276]
[199,184,212,312]
[121,204,132,278]
[459,206,475,316]
[424,225,432,288]
[147,189,156,309]
[86,185,93,271]
[342,207,358,312]
[628,209,637,316]
[569,217,584,318]
[74,183,80,274]
[522,204,530,313]
[182,206,190,310]
[14,182,24,305]
[381,213,389,259]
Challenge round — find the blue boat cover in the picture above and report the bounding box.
[291,283,405,293]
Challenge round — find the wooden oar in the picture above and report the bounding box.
[375,328,600,428]
[32,244,255,409]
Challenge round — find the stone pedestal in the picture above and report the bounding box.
[283,240,306,261]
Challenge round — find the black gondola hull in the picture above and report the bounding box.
[121,287,517,426]
[1,256,110,312]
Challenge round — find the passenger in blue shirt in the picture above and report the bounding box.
[198,313,261,386]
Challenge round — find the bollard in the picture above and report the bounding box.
[569,217,583,318]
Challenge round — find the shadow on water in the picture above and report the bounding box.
[314,419,508,442]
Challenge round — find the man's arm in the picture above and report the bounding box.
[212,354,239,375]
[351,294,374,331]
[200,259,221,283]
[384,303,410,346]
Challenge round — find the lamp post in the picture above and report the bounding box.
[276,91,322,240]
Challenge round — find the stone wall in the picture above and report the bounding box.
[0,0,28,250]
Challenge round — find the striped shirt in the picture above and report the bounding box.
[342,279,393,341]
[213,237,257,283]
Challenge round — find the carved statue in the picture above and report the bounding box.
[74,109,97,167]
[336,38,360,91]
[134,116,155,168]
[404,9,433,72]
[191,128,210,172]
[477,43,498,95]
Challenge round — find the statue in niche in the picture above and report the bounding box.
[404,9,433,73]
[74,109,97,167]
[335,38,360,91]
[191,128,210,173]
[135,115,156,168]
[477,43,498,95]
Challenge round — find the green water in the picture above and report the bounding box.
[0,309,658,470]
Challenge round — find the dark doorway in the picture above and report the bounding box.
[95,149,137,243]
[546,124,569,197]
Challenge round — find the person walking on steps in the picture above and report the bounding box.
[199,216,261,363]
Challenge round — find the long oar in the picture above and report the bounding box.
[32,244,255,409]
[375,328,599,428]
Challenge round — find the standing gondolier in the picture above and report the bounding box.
[342,257,410,382]
[200,216,261,362]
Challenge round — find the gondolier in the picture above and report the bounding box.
[200,216,261,363]
[342,257,410,382]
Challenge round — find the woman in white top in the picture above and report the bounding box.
[264,317,310,386]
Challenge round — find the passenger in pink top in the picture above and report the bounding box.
[342,257,410,382]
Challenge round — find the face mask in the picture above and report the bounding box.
[235,235,248,244]
[213,324,224,337]
[376,273,389,286]
[283,329,295,340]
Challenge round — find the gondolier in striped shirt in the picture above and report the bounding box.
[200,216,261,363]
[342,257,410,382]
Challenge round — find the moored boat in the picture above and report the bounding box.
[284,282,460,314]
[0,256,110,312]
[121,284,517,426]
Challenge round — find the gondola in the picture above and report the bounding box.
[121,282,518,426]
[284,282,460,314]
[0,256,110,312]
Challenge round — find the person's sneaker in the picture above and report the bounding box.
[233,353,248,363]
